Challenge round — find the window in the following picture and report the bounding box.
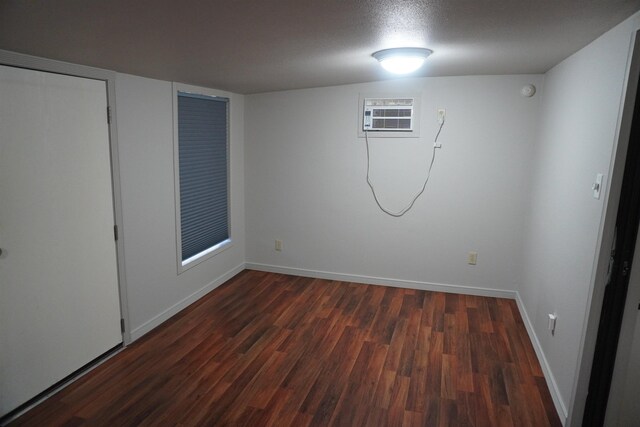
[174,89,230,271]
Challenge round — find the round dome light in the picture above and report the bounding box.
[372,47,433,75]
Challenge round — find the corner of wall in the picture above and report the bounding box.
[130,263,246,341]
[515,292,568,425]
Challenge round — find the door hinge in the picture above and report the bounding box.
[606,255,615,286]
[114,224,119,241]
[107,106,112,124]
[120,318,125,333]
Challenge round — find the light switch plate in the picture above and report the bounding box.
[593,173,604,199]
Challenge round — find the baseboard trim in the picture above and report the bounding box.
[515,292,568,425]
[245,262,516,299]
[130,263,245,342]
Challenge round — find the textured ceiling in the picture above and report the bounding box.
[1,0,639,94]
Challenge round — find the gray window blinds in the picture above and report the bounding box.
[177,92,229,262]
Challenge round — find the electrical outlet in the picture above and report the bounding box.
[468,251,478,265]
[275,239,283,251]
[437,108,446,124]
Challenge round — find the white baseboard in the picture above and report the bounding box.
[515,292,568,425]
[245,262,516,299]
[129,263,245,342]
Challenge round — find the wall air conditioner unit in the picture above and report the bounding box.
[358,94,421,138]
[363,98,414,131]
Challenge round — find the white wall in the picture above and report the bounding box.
[245,75,542,294]
[519,11,640,425]
[115,73,245,339]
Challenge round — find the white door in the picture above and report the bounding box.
[0,65,122,416]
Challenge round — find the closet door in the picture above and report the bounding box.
[0,65,122,416]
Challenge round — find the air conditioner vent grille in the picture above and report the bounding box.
[364,98,413,107]
[372,108,412,117]
[372,118,412,129]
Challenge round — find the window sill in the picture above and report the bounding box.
[178,238,232,274]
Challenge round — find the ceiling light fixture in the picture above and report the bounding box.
[372,47,433,75]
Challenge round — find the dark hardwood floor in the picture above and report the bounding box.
[10,270,561,426]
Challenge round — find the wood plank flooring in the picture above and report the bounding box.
[10,270,561,426]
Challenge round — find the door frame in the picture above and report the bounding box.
[566,30,640,426]
[582,38,640,425]
[0,49,131,345]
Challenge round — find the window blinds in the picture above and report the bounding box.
[177,92,229,262]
